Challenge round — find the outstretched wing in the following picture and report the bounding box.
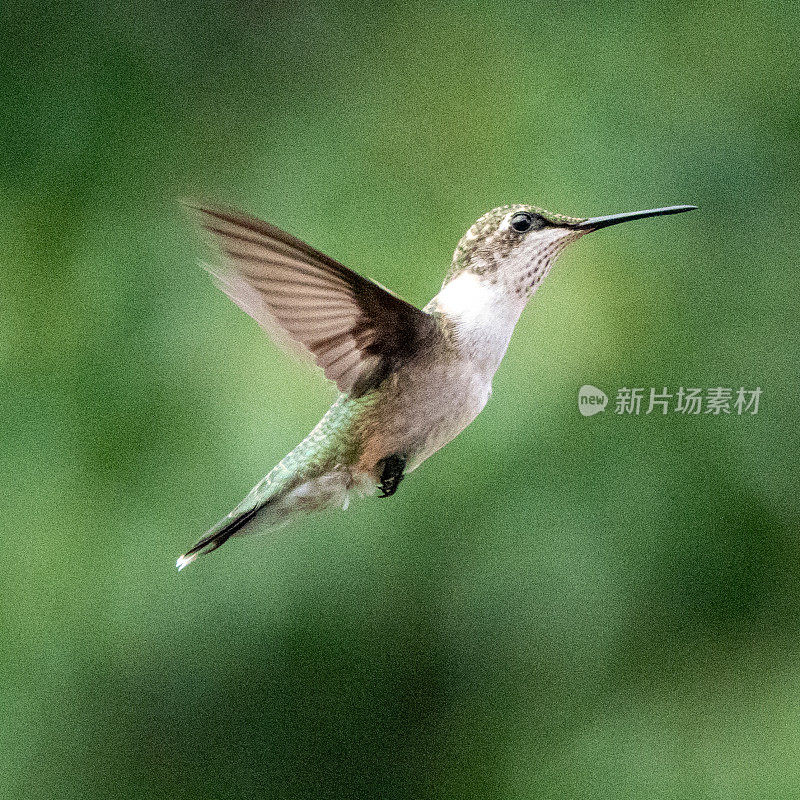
[190,204,436,397]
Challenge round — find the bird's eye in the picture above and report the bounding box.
[510,212,534,233]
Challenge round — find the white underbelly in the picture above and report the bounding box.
[403,364,492,470]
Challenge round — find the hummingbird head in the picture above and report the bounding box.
[443,202,697,299]
[427,201,695,372]
[445,204,584,298]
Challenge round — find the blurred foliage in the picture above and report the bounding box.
[2,1,799,798]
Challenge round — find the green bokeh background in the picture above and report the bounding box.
[3,2,799,798]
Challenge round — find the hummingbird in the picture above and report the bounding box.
[176,201,696,569]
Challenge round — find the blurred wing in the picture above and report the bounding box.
[190,204,436,396]
[200,258,313,364]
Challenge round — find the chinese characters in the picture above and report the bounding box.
[612,386,761,415]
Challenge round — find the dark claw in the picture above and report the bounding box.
[378,453,406,498]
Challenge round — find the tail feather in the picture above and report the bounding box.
[175,461,370,570]
[176,505,261,570]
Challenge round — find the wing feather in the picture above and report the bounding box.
[189,203,436,395]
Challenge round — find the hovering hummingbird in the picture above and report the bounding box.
[176,201,696,569]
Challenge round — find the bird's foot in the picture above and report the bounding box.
[377,453,406,498]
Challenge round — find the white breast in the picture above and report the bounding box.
[391,272,527,470]
[432,271,526,379]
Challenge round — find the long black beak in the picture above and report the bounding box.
[577,205,697,231]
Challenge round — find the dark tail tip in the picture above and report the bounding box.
[176,506,260,571]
